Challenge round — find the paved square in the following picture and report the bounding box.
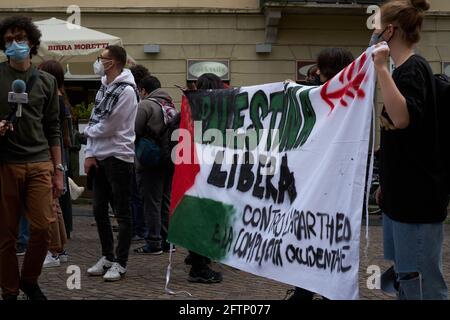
[31,206,450,300]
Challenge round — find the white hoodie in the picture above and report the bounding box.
[84,69,138,163]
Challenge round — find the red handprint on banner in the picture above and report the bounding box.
[320,53,368,111]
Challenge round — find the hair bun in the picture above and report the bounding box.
[410,0,430,11]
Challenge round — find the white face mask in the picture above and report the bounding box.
[93,60,105,76]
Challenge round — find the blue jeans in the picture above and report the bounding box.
[383,213,448,300]
[17,215,29,246]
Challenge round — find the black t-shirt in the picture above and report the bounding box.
[379,55,449,223]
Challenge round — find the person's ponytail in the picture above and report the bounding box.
[410,0,430,12]
[381,0,430,45]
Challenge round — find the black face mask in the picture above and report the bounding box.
[313,74,322,85]
[306,74,321,86]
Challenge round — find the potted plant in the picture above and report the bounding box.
[73,101,94,124]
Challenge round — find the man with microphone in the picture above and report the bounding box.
[0,16,63,300]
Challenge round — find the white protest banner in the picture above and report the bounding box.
[168,47,376,300]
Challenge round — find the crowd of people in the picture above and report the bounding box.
[0,0,449,300]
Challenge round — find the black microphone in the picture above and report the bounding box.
[8,79,27,119]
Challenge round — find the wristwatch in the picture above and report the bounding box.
[55,164,65,172]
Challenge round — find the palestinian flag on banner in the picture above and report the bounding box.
[168,47,376,300]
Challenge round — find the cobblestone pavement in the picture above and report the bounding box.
[24,206,450,300]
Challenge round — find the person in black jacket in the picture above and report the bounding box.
[372,0,448,300]
[286,48,354,301]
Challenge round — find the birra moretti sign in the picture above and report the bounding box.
[169,47,376,300]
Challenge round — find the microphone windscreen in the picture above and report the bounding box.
[12,79,26,93]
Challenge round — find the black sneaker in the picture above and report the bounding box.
[16,243,26,256]
[285,287,327,301]
[19,280,47,300]
[2,294,18,301]
[188,266,223,283]
[162,242,176,253]
[133,245,163,255]
[184,253,193,265]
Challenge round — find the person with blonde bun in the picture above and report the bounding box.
[372,0,448,300]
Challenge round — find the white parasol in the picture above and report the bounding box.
[33,17,122,64]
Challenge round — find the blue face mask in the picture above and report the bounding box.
[5,41,31,61]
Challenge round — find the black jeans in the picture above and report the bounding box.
[93,157,133,267]
[130,168,146,238]
[136,163,172,249]
[59,183,72,238]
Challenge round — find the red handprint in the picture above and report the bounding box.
[320,52,368,111]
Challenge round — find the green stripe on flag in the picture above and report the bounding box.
[295,88,316,148]
[168,195,236,261]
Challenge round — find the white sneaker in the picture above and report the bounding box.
[103,262,126,282]
[43,252,60,268]
[68,177,85,200]
[87,256,113,276]
[58,250,69,263]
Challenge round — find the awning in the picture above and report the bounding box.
[0,17,134,78]
[33,17,122,64]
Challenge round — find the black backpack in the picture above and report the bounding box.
[432,73,450,193]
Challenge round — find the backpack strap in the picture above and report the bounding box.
[147,97,163,109]
[115,81,140,102]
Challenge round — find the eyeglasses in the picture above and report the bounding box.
[5,35,28,44]
[97,56,113,62]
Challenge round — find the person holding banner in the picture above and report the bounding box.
[183,73,225,284]
[287,48,354,301]
[372,0,448,300]
[316,48,354,85]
